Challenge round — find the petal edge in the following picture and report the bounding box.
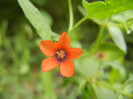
[42,57,59,72]
[60,60,75,77]
[40,40,57,56]
[57,32,71,50]
[67,48,83,60]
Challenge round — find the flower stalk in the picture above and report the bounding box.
[68,0,74,32]
[69,17,88,35]
[92,26,105,54]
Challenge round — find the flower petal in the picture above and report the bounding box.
[57,32,71,50]
[60,60,75,77]
[42,57,59,72]
[67,48,83,60]
[40,40,57,56]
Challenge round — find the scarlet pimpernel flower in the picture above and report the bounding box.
[40,32,83,77]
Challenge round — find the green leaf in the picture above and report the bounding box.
[101,60,126,84]
[122,79,133,94]
[18,0,59,40]
[75,56,100,79]
[41,10,53,27]
[78,5,105,25]
[97,43,125,61]
[83,0,133,19]
[107,26,127,52]
[77,80,87,95]
[112,10,133,23]
[111,10,133,34]
[116,79,133,99]
[127,18,133,32]
[91,83,116,99]
[78,6,87,16]
[124,22,131,34]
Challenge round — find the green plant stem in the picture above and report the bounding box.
[69,17,87,35]
[97,82,133,98]
[41,71,56,99]
[108,23,123,28]
[92,26,105,54]
[68,0,73,32]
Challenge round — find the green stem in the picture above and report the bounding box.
[41,71,56,99]
[69,17,87,35]
[108,23,123,28]
[97,82,133,98]
[92,26,105,54]
[68,0,73,32]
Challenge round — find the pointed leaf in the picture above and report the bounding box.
[107,26,127,52]
[97,43,125,61]
[83,0,133,19]
[75,56,100,79]
[18,0,59,40]
[91,83,116,99]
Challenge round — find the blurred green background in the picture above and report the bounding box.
[0,0,133,99]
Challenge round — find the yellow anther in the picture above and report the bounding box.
[56,50,65,58]
[61,55,64,58]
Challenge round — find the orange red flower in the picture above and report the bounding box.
[40,32,83,77]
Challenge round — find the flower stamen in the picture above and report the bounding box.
[56,52,59,54]
[56,50,67,61]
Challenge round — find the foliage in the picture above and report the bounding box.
[0,0,133,99]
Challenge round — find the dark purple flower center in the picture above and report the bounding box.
[56,50,67,61]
